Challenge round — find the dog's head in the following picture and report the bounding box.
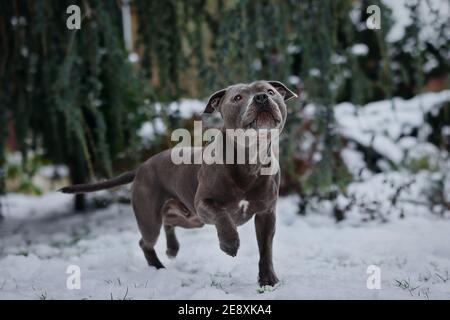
[203,80,297,132]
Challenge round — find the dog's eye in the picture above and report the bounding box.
[268,89,275,95]
[233,95,242,102]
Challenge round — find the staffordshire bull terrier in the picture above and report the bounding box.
[60,80,297,286]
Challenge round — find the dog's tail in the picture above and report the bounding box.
[59,171,136,194]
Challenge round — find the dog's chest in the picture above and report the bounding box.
[229,198,255,225]
[227,177,278,225]
[230,195,276,225]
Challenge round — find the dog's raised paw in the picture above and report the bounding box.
[219,238,240,257]
[166,246,179,259]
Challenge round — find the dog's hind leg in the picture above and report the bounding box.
[132,169,165,269]
[164,225,179,258]
[139,238,164,269]
[162,199,204,258]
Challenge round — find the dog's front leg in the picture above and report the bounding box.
[255,210,279,287]
[215,213,240,257]
[196,199,240,257]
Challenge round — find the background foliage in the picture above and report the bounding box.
[0,0,448,215]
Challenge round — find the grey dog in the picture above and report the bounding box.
[60,80,297,286]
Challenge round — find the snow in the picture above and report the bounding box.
[350,44,369,56]
[288,76,301,85]
[161,99,206,119]
[128,52,139,63]
[382,0,450,45]
[341,147,372,179]
[334,90,450,164]
[1,186,449,299]
[309,69,321,77]
[38,165,69,178]
[137,118,166,142]
[137,99,206,142]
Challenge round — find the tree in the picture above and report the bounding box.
[0,0,147,211]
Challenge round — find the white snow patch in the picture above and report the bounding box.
[38,165,69,178]
[350,44,369,56]
[128,52,139,63]
[382,0,450,45]
[334,90,450,163]
[166,99,206,119]
[341,147,372,179]
[137,118,166,142]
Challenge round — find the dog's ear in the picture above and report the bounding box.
[203,89,226,114]
[268,81,298,101]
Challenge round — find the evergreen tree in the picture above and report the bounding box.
[0,0,147,211]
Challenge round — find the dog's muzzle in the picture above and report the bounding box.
[243,94,281,129]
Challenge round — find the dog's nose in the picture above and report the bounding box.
[254,93,268,105]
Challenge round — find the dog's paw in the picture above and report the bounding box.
[166,245,179,259]
[219,237,240,257]
[165,238,180,259]
[258,272,279,287]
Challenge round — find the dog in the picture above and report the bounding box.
[60,80,297,286]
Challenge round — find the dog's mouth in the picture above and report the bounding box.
[243,105,281,130]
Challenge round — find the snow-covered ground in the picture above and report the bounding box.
[1,188,449,300]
